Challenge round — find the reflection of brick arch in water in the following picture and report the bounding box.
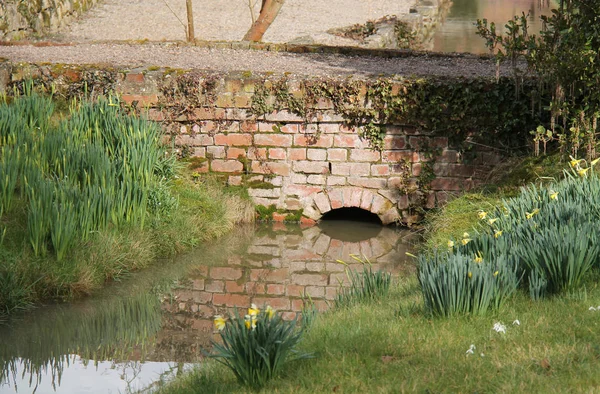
[308,186,399,225]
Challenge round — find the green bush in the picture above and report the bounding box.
[209,305,312,390]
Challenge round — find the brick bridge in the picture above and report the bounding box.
[1,63,502,224]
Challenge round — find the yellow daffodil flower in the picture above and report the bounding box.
[463,232,470,238]
[244,314,257,330]
[468,272,473,279]
[578,167,590,177]
[248,303,259,317]
[549,190,558,200]
[569,156,583,168]
[462,238,472,246]
[214,315,226,331]
[478,211,487,220]
[266,305,275,319]
[474,252,483,264]
[493,271,499,277]
[494,230,503,238]
[488,218,498,225]
[591,157,600,167]
[525,209,539,220]
[447,240,454,249]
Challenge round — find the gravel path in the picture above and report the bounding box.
[57,0,413,44]
[0,42,507,78]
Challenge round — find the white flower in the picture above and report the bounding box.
[589,306,597,311]
[512,319,520,326]
[493,322,507,334]
[466,344,476,355]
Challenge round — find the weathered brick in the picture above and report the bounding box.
[193,147,206,158]
[213,293,251,307]
[249,188,282,198]
[433,136,449,148]
[252,297,291,311]
[246,282,266,295]
[371,194,393,214]
[314,192,331,213]
[266,284,286,295]
[325,287,338,300]
[289,148,307,160]
[383,135,407,150]
[294,134,333,148]
[291,173,308,184]
[228,175,243,186]
[350,188,363,207]
[408,136,429,150]
[286,284,305,297]
[348,177,387,189]
[306,262,325,271]
[272,212,286,222]
[350,149,381,162]
[240,120,258,132]
[307,149,327,161]
[255,134,293,147]
[293,161,329,174]
[211,160,243,173]
[214,134,253,146]
[371,164,390,176]
[381,208,401,225]
[192,107,226,120]
[283,249,321,261]
[360,189,375,210]
[334,134,367,148]
[383,150,419,163]
[292,273,328,286]
[211,267,243,281]
[349,163,370,176]
[205,280,225,293]
[327,148,348,162]
[327,176,347,186]
[268,148,287,160]
[304,286,325,298]
[225,281,245,293]
[331,163,351,176]
[227,147,247,159]
[120,94,158,106]
[328,189,344,209]
[251,161,291,176]
[284,184,322,198]
[280,124,299,134]
[307,175,326,185]
[430,177,462,191]
[247,147,267,160]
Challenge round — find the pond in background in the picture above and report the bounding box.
[431,0,558,53]
[0,221,420,393]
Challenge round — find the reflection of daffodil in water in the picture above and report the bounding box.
[214,315,226,331]
[494,230,503,238]
[266,305,275,319]
[478,211,487,220]
[549,190,558,200]
[474,252,483,264]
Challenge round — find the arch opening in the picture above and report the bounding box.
[318,208,382,242]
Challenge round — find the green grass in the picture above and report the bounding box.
[159,276,600,393]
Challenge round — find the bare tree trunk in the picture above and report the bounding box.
[186,0,195,42]
[243,0,284,42]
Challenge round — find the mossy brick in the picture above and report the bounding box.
[234,95,252,108]
[247,147,267,160]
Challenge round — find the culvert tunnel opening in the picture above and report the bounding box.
[318,208,382,242]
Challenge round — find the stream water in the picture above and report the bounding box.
[431,0,558,53]
[0,221,419,394]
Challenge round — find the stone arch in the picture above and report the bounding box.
[305,187,400,225]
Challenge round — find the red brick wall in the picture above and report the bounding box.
[1,63,503,224]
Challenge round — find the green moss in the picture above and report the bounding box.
[256,205,277,221]
[246,181,275,190]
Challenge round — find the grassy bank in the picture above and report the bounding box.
[159,154,600,393]
[0,90,254,321]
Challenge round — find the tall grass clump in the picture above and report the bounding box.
[423,162,600,315]
[333,256,391,308]
[209,305,312,390]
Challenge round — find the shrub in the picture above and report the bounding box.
[209,305,312,390]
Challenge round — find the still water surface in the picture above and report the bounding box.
[431,0,558,53]
[0,221,419,393]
